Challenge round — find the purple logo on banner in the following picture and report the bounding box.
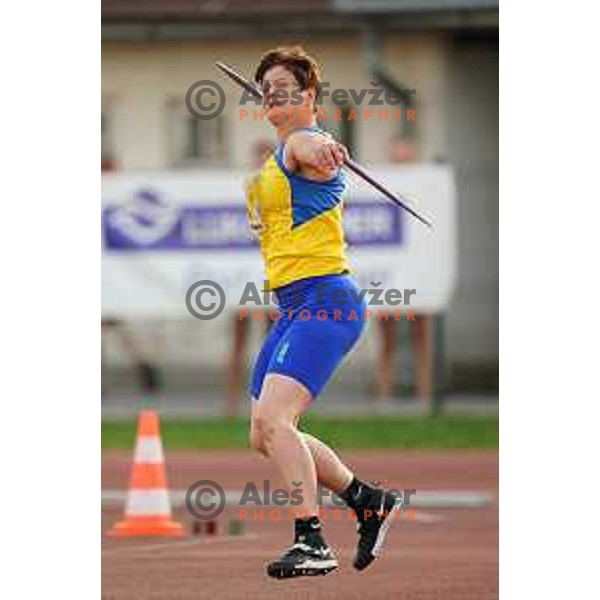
[102,190,402,251]
[344,202,402,247]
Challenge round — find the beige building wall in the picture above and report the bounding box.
[102,35,450,170]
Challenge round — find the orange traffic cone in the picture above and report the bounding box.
[108,409,185,537]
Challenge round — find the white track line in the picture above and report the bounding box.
[102,489,491,509]
[101,533,259,558]
[409,511,446,524]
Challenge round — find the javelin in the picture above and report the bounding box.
[215,61,433,229]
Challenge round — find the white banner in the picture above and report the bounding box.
[102,164,456,317]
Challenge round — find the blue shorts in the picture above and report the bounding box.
[249,273,368,400]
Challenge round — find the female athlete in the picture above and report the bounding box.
[246,47,402,579]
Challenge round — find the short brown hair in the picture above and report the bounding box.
[254,46,321,94]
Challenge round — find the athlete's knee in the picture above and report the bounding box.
[249,420,268,456]
[253,413,294,454]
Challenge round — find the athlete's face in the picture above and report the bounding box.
[261,65,315,127]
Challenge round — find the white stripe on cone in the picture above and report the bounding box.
[125,490,172,516]
[134,436,165,464]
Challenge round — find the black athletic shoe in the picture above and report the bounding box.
[266,540,338,579]
[353,489,402,571]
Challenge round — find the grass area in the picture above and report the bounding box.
[102,415,498,450]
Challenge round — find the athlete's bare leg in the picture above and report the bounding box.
[251,373,318,516]
[300,432,353,494]
[250,376,401,575]
[251,393,354,501]
[250,382,354,503]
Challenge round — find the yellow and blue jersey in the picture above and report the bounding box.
[246,130,350,290]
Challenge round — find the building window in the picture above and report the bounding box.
[319,104,357,159]
[167,99,228,167]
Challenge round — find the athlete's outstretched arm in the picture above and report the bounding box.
[285,131,349,180]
